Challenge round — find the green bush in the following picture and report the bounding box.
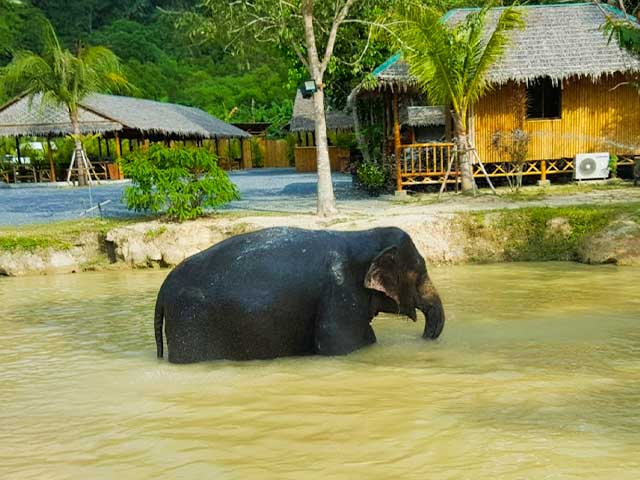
[609,153,618,178]
[356,161,388,196]
[121,145,239,222]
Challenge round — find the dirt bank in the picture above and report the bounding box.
[2,201,638,276]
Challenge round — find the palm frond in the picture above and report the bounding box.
[604,17,640,56]
[0,20,133,113]
[387,1,523,125]
[464,5,525,111]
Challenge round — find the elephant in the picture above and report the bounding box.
[154,226,445,363]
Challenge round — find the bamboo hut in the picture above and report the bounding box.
[0,93,250,182]
[289,91,353,172]
[351,3,640,191]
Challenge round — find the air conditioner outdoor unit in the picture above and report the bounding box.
[574,152,610,180]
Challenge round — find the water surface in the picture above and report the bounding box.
[2,263,639,479]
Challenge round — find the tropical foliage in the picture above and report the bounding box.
[385,2,523,192]
[122,145,240,222]
[356,161,388,196]
[602,1,640,57]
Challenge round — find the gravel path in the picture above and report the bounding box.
[0,168,375,226]
[2,168,638,226]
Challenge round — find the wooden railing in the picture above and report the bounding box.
[396,142,456,190]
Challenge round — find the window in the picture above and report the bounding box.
[526,77,561,119]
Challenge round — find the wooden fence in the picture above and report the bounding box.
[295,147,350,173]
[259,139,289,168]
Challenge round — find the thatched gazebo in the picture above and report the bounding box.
[289,91,354,172]
[351,3,640,191]
[0,93,250,182]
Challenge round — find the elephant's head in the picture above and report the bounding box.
[364,240,445,340]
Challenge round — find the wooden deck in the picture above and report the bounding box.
[395,142,636,190]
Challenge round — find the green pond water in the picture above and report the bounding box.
[1,263,639,479]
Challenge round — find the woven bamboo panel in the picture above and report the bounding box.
[474,74,640,163]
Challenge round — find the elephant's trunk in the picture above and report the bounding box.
[418,278,445,340]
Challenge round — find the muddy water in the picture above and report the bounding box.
[1,263,639,479]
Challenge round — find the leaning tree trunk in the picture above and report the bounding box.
[452,114,475,193]
[70,109,88,187]
[349,97,371,164]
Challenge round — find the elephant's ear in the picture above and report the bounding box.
[364,246,400,304]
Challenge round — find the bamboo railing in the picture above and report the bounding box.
[396,142,456,189]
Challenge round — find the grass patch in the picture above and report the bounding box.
[143,226,168,242]
[461,203,640,263]
[498,180,635,202]
[0,218,139,253]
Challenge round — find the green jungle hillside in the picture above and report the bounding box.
[0,0,296,128]
[1,0,638,131]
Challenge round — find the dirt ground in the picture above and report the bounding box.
[238,184,640,232]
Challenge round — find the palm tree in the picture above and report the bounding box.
[601,3,640,56]
[388,3,523,192]
[1,22,130,186]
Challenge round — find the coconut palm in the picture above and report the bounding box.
[388,3,523,192]
[1,22,130,185]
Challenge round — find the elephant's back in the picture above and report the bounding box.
[161,227,338,296]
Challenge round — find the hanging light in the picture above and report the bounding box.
[300,80,317,99]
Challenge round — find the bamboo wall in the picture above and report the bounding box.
[294,147,350,172]
[258,138,290,168]
[474,74,640,163]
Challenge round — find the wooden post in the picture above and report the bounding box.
[541,159,547,181]
[240,138,245,169]
[98,137,103,158]
[143,139,150,151]
[105,137,111,157]
[393,92,402,192]
[47,137,55,182]
[15,136,21,163]
[114,132,122,159]
[115,132,123,179]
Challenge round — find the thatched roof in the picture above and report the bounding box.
[363,3,640,91]
[84,94,250,139]
[289,91,354,132]
[0,93,250,139]
[0,94,122,137]
[403,106,445,127]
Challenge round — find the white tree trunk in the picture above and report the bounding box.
[302,0,338,217]
[312,87,338,216]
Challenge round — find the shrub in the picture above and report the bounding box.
[491,128,529,191]
[609,153,618,178]
[356,161,388,196]
[121,145,239,222]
